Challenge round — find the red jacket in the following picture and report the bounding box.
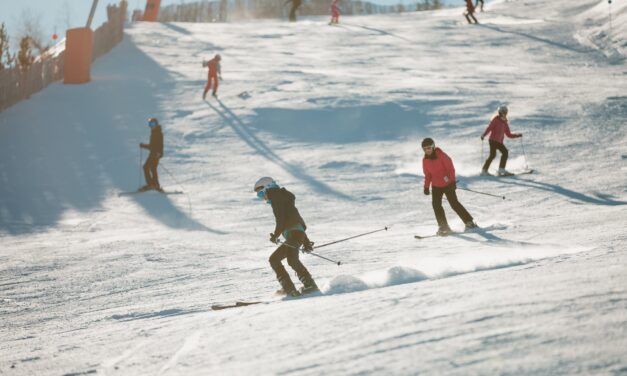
[482,116,520,143]
[423,148,456,189]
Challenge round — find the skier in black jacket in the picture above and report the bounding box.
[139,118,164,192]
[254,177,318,297]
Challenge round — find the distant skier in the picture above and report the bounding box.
[422,138,478,236]
[329,0,340,25]
[285,0,302,22]
[480,105,523,176]
[254,177,318,297]
[202,54,222,100]
[139,118,164,192]
[475,0,484,12]
[464,0,479,24]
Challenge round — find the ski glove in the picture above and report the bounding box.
[449,182,457,190]
[302,239,314,253]
[424,187,430,196]
[480,135,485,141]
[269,233,279,244]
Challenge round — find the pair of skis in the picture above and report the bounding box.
[212,289,322,311]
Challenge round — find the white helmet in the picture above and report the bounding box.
[497,105,508,115]
[253,177,277,192]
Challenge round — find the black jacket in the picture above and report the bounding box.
[148,126,164,155]
[266,187,306,237]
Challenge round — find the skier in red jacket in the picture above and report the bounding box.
[202,54,222,100]
[422,138,477,236]
[480,105,522,176]
[329,0,340,25]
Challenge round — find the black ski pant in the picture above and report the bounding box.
[143,152,161,188]
[482,140,508,171]
[288,0,301,21]
[269,230,313,292]
[432,185,473,229]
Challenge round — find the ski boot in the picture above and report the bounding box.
[299,276,319,295]
[497,168,514,176]
[138,184,153,192]
[277,276,301,297]
[212,91,217,98]
[153,184,164,193]
[465,221,479,231]
[480,169,492,176]
[202,90,208,100]
[437,226,453,237]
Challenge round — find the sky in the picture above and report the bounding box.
[0,0,461,49]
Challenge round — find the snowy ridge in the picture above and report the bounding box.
[1,0,626,375]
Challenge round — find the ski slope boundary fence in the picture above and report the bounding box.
[0,1,128,113]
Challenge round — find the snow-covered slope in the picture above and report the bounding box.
[1,1,626,375]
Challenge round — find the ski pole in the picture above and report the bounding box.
[519,137,529,170]
[458,187,505,200]
[481,138,484,171]
[275,240,342,266]
[138,147,142,189]
[307,251,342,266]
[313,226,389,250]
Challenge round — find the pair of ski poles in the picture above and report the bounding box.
[275,226,389,266]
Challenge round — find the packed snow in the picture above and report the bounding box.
[1,0,626,375]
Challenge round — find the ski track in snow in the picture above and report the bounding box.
[1,0,626,375]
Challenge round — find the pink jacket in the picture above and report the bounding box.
[423,148,456,189]
[482,116,520,143]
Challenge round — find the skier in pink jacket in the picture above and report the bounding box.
[480,105,522,176]
[329,0,340,25]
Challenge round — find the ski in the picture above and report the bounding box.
[211,301,263,311]
[118,190,184,197]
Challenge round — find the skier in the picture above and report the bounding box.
[202,54,222,100]
[254,177,318,297]
[464,0,479,24]
[139,118,164,192]
[480,105,523,176]
[422,138,478,236]
[285,0,302,22]
[475,0,484,12]
[329,0,340,25]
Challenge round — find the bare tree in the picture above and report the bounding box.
[0,22,15,70]
[15,8,49,55]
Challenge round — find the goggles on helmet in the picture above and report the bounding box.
[148,119,158,127]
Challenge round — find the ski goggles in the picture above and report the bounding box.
[148,119,158,127]
[422,144,435,151]
[256,190,266,199]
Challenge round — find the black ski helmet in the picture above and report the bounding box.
[421,137,435,148]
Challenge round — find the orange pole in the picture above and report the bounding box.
[142,0,161,22]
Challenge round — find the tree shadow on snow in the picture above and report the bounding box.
[249,100,457,144]
[206,100,354,201]
[0,37,217,234]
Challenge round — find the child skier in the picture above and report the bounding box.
[422,138,477,236]
[329,0,340,25]
[202,54,222,100]
[464,0,479,24]
[139,118,164,192]
[480,105,523,176]
[254,177,318,297]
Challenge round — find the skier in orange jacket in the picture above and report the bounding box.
[202,54,222,99]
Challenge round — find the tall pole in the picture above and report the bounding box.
[86,0,99,28]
